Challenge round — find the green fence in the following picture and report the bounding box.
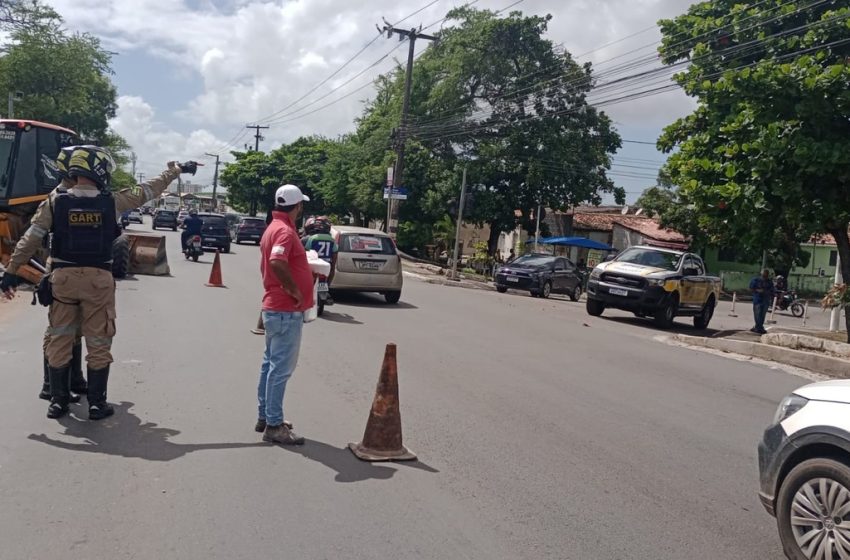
[719,271,834,298]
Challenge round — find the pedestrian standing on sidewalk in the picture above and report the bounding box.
[749,268,774,334]
[255,184,313,445]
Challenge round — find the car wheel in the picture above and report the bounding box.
[255,240,260,246]
[776,457,850,560]
[317,300,325,317]
[384,291,401,304]
[496,286,508,293]
[540,281,552,299]
[223,244,231,254]
[152,225,157,230]
[235,238,242,245]
[693,296,715,329]
[569,285,582,302]
[586,298,605,317]
[192,254,199,262]
[654,294,678,329]
[172,226,177,231]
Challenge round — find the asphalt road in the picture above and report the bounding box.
[0,219,812,559]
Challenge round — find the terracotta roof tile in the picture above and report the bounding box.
[612,216,688,244]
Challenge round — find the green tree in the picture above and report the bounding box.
[220,151,278,216]
[0,29,118,141]
[657,0,850,338]
[0,0,59,33]
[409,7,623,252]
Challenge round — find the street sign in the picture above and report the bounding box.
[383,187,408,200]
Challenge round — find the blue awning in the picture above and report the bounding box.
[525,236,614,251]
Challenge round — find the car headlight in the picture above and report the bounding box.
[647,278,665,287]
[773,394,809,424]
[590,268,602,279]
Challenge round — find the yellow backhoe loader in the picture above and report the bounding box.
[0,119,170,284]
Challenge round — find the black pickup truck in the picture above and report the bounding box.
[585,246,721,329]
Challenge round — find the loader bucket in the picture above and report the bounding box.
[125,233,170,276]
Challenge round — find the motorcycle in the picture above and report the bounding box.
[184,235,203,262]
[317,274,333,316]
[775,290,805,317]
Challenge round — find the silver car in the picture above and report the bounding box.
[330,226,403,304]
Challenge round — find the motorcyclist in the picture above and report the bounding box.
[181,209,203,252]
[775,275,788,294]
[302,216,338,303]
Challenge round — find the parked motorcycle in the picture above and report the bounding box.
[775,290,805,317]
[184,235,203,262]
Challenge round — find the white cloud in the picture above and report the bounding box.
[55,0,699,189]
[108,95,225,184]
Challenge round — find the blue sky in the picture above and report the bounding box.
[49,0,696,203]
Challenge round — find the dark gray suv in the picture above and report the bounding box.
[152,210,177,231]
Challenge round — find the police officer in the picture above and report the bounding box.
[38,146,87,402]
[1,146,198,419]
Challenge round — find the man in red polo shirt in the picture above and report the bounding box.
[255,183,314,445]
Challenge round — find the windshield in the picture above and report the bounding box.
[242,218,265,226]
[0,134,13,198]
[511,255,554,268]
[614,247,682,271]
[158,210,175,217]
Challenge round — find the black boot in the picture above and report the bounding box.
[69,343,88,395]
[39,357,50,400]
[87,366,114,421]
[47,364,71,419]
[41,356,81,403]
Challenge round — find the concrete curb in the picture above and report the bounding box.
[423,277,495,291]
[761,332,850,358]
[673,334,850,378]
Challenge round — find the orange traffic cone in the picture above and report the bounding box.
[349,343,416,462]
[205,250,226,288]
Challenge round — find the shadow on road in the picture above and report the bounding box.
[601,315,721,337]
[27,401,264,461]
[332,292,418,310]
[320,310,364,325]
[278,439,439,483]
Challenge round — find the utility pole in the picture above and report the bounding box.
[450,166,468,281]
[381,22,437,238]
[137,172,145,184]
[830,254,844,332]
[534,202,542,253]
[205,152,220,211]
[246,124,270,152]
[130,152,137,179]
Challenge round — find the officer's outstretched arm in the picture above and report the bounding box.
[113,162,185,213]
[5,197,54,276]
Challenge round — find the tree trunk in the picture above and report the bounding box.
[827,226,850,342]
[487,226,501,256]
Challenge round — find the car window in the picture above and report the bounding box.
[340,234,396,255]
[242,218,265,226]
[615,247,682,271]
[564,259,576,272]
[553,259,566,271]
[200,216,227,226]
[158,211,175,217]
[692,256,705,275]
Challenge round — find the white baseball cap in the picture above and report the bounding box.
[275,184,310,206]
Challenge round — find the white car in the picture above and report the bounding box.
[128,209,143,223]
[758,379,850,559]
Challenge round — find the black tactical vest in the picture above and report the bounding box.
[51,189,117,270]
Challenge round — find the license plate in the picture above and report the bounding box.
[506,276,520,283]
[358,261,382,271]
[609,288,629,297]
[318,282,328,293]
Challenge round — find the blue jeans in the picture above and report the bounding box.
[257,311,303,426]
[753,302,769,331]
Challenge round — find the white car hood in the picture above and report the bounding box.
[794,380,850,404]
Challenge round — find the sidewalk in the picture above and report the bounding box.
[673,326,849,378]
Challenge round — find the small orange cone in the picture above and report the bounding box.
[349,343,416,462]
[205,250,225,287]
